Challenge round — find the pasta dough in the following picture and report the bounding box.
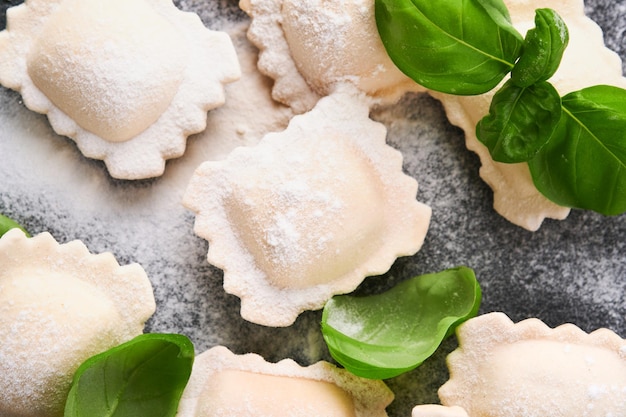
[27,0,187,143]
[428,312,626,417]
[176,346,393,417]
[412,405,470,417]
[0,229,156,417]
[241,0,626,230]
[0,0,241,179]
[195,370,358,417]
[240,0,423,114]
[183,86,431,326]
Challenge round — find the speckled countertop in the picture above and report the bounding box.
[0,1,624,416]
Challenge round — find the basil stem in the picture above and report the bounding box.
[64,334,194,417]
[321,266,481,380]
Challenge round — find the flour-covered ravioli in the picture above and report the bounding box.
[0,229,156,417]
[432,312,626,417]
[412,405,469,417]
[0,0,240,179]
[240,0,424,114]
[430,0,626,230]
[176,346,394,417]
[183,86,431,326]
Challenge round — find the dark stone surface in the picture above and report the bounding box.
[0,1,624,416]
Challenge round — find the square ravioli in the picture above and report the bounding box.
[0,0,241,179]
[176,345,394,417]
[411,312,626,417]
[183,86,431,326]
[240,0,424,114]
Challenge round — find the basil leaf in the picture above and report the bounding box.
[0,214,29,237]
[511,9,569,88]
[477,80,562,163]
[528,85,626,215]
[64,334,194,417]
[375,0,523,95]
[321,266,481,380]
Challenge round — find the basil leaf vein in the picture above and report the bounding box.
[477,80,562,163]
[529,85,626,215]
[511,8,569,87]
[321,266,481,380]
[375,0,523,94]
[64,333,194,417]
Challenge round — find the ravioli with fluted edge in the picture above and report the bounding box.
[183,85,431,327]
[239,0,423,114]
[0,0,240,179]
[411,312,626,417]
[176,345,394,417]
[0,228,156,417]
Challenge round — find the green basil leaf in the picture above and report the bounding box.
[477,80,562,163]
[321,266,481,380]
[511,9,569,88]
[375,0,523,95]
[529,85,626,215]
[64,334,194,417]
[0,214,29,237]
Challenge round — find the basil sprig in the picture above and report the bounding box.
[377,0,626,216]
[64,334,194,417]
[477,8,568,163]
[321,266,481,380]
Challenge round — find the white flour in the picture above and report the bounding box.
[0,2,625,417]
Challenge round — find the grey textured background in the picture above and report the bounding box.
[0,1,624,416]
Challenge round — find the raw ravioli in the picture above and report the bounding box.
[183,86,431,326]
[176,345,393,417]
[0,0,240,179]
[240,0,423,113]
[430,0,626,230]
[411,312,626,417]
[0,229,155,417]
